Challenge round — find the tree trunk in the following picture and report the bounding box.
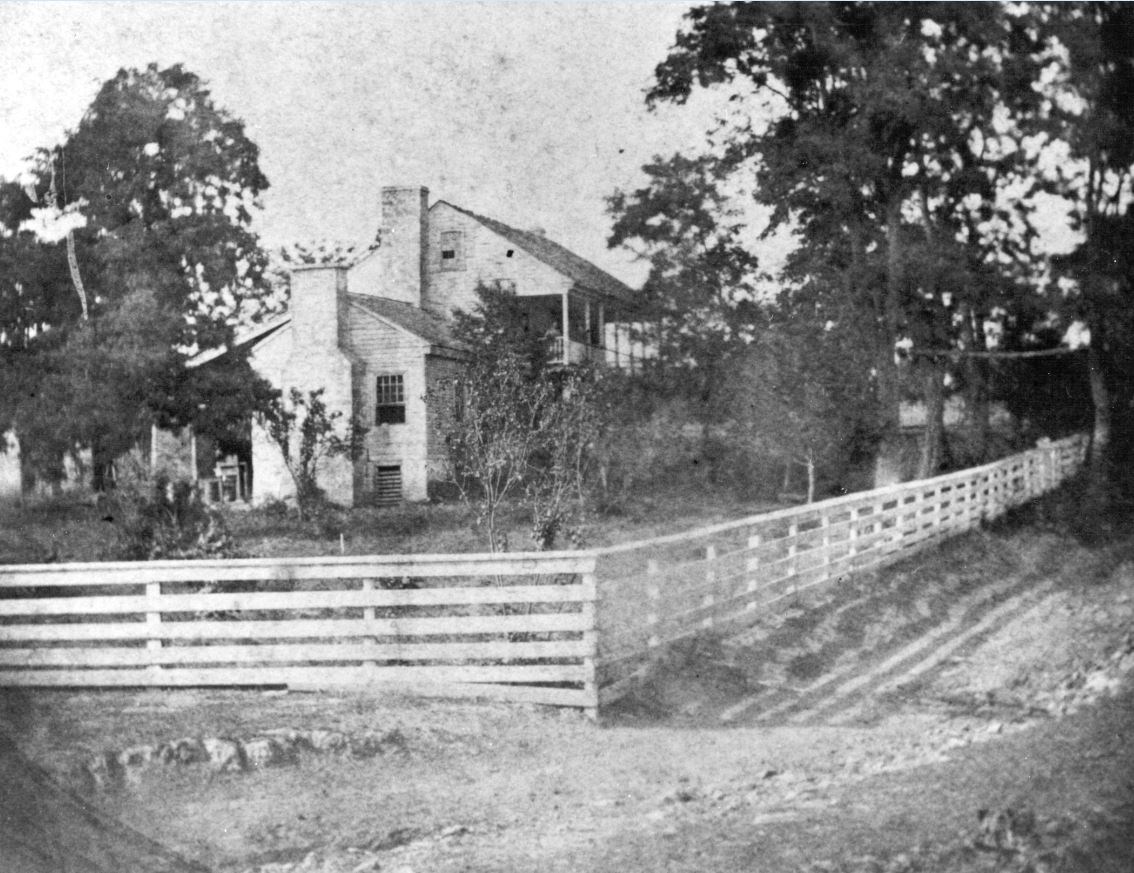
[874,195,907,488]
[961,308,991,461]
[805,455,816,503]
[1087,341,1111,470]
[90,438,113,493]
[917,362,946,479]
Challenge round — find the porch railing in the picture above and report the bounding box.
[547,337,637,369]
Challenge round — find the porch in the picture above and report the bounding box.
[520,291,640,370]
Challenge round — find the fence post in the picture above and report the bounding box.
[906,490,923,549]
[745,534,761,613]
[847,506,859,566]
[703,545,716,629]
[820,512,832,582]
[145,581,162,673]
[787,522,800,597]
[362,578,377,670]
[581,563,598,721]
[646,559,660,649]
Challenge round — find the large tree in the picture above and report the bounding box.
[726,321,877,502]
[607,154,762,481]
[0,63,273,488]
[618,2,1052,482]
[1040,3,1134,472]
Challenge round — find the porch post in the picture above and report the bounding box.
[584,298,592,347]
[561,292,570,361]
[189,428,198,480]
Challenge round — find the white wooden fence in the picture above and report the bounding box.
[0,434,1086,715]
[592,434,1088,700]
[0,552,598,714]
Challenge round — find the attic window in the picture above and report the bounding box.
[439,230,465,271]
[376,374,406,425]
[506,249,514,258]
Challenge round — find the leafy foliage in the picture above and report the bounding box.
[258,388,366,519]
[1041,4,1134,468]
[450,281,552,374]
[265,238,379,312]
[106,465,240,561]
[0,63,272,488]
[442,351,557,552]
[4,289,175,489]
[608,154,762,436]
[439,285,606,551]
[726,325,878,501]
[617,2,1057,480]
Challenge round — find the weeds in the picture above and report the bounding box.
[102,464,241,561]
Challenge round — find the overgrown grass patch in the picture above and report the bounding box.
[3,477,784,563]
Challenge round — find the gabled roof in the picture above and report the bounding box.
[438,202,636,305]
[347,293,466,352]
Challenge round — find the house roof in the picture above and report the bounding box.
[438,202,636,306]
[347,293,466,352]
[187,314,291,369]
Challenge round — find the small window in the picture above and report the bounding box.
[439,230,465,271]
[376,374,406,425]
[506,249,514,258]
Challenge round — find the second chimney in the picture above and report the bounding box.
[378,186,429,306]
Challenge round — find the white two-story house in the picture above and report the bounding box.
[172,186,638,507]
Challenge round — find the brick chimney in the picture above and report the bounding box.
[290,264,348,350]
[378,186,429,306]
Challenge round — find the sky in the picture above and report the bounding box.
[0,1,729,286]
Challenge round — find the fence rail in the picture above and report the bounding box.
[592,434,1088,699]
[0,551,599,714]
[0,434,1087,715]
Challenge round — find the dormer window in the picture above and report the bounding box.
[439,230,465,271]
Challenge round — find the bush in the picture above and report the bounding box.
[104,469,241,561]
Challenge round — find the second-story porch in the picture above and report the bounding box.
[519,290,640,369]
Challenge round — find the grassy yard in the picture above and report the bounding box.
[0,481,785,564]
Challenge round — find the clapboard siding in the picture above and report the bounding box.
[424,203,572,318]
[347,304,430,500]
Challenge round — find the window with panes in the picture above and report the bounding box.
[375,374,406,425]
